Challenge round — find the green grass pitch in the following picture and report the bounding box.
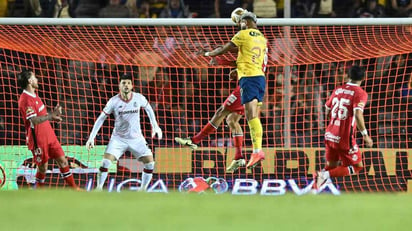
[0,190,411,231]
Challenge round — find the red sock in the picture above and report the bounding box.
[329,166,362,177]
[60,166,78,188]
[191,122,217,144]
[233,135,244,160]
[35,172,46,187]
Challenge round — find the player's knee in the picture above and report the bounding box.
[55,157,68,168]
[225,116,236,128]
[143,162,155,174]
[37,164,47,173]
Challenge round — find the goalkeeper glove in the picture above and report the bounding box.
[152,126,163,139]
[85,139,95,151]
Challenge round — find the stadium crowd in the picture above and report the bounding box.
[1,0,412,18]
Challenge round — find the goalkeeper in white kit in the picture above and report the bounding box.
[86,74,163,191]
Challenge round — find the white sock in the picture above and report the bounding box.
[141,162,155,191]
[97,158,111,189]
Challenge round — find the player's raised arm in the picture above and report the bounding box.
[199,41,236,57]
[86,112,108,151]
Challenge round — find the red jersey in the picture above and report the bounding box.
[325,83,368,150]
[18,90,58,150]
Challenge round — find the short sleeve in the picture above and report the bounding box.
[353,90,368,112]
[20,98,36,120]
[231,31,243,47]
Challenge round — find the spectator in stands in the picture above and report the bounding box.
[313,0,336,17]
[38,0,61,17]
[214,0,243,18]
[0,0,8,16]
[159,0,189,18]
[7,0,36,16]
[389,0,412,16]
[124,0,139,17]
[135,0,153,17]
[185,0,215,17]
[354,0,386,17]
[99,0,130,18]
[253,0,277,18]
[73,0,102,17]
[292,0,316,17]
[150,0,167,18]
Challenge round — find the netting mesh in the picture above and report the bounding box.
[0,22,411,192]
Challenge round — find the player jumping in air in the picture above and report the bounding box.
[196,12,268,169]
[175,64,246,173]
[315,65,373,190]
[175,8,265,172]
[86,74,163,191]
[18,70,79,189]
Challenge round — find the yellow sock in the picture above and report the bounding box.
[248,117,263,151]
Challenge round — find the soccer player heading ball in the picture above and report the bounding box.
[196,11,268,169]
[175,9,267,173]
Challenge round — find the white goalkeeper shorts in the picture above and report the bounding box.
[105,136,152,160]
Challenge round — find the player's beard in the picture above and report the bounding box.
[121,89,131,100]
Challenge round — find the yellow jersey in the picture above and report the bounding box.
[231,28,267,80]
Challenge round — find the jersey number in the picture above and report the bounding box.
[331,97,350,120]
[251,47,268,71]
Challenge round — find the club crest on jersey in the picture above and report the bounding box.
[134,102,138,107]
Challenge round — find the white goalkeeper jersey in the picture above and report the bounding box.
[103,92,148,140]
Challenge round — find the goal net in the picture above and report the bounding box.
[0,18,411,192]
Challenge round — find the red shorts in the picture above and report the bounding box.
[31,140,65,165]
[223,86,244,115]
[325,141,362,166]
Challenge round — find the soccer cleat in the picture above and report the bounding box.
[315,171,330,190]
[226,159,246,173]
[246,150,265,169]
[175,137,198,150]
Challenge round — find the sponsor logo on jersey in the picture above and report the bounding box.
[118,109,139,115]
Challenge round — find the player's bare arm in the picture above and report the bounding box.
[199,42,236,57]
[30,104,63,125]
[354,109,373,147]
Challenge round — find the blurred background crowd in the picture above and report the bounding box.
[1,0,412,19]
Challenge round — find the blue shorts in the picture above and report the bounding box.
[239,76,266,105]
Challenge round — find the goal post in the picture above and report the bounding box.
[0,18,411,192]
